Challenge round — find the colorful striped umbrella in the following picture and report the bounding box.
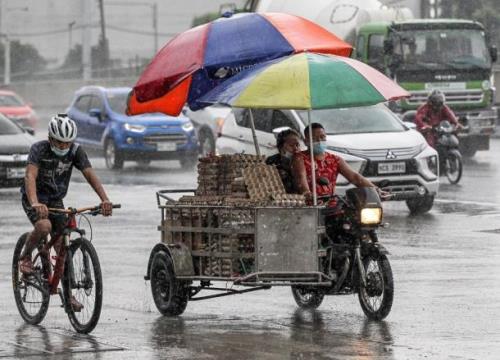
[198,52,410,205]
[127,12,352,116]
[198,52,410,109]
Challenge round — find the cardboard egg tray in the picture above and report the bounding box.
[243,163,286,200]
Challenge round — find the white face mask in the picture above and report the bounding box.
[50,144,70,157]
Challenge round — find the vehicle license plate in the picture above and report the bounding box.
[157,142,177,151]
[7,167,26,179]
[378,162,406,174]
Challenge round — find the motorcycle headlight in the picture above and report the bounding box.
[182,122,194,132]
[360,207,382,225]
[124,123,146,133]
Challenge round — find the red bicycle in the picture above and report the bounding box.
[12,204,120,334]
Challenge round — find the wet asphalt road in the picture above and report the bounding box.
[1,140,500,359]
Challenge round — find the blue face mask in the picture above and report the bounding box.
[50,144,70,157]
[312,141,327,155]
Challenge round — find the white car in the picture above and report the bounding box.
[216,104,439,214]
[184,106,232,156]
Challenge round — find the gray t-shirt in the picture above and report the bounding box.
[20,140,91,202]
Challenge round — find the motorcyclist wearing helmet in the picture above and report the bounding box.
[415,90,463,148]
[19,114,113,279]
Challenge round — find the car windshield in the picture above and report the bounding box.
[297,106,406,135]
[106,92,128,114]
[0,94,25,107]
[0,114,22,135]
[396,29,491,70]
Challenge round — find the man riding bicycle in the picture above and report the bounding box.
[415,90,463,148]
[19,114,113,293]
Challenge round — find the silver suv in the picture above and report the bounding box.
[216,104,439,214]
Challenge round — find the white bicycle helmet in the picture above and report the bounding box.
[48,114,77,142]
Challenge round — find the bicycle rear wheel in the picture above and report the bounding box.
[62,238,103,334]
[12,232,51,325]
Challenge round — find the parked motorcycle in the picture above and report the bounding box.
[435,120,463,184]
[291,186,394,320]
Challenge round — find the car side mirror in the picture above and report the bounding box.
[89,108,103,121]
[272,126,291,138]
[490,45,497,63]
[383,39,394,55]
[404,121,416,129]
[22,126,35,135]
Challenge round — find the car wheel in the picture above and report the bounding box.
[199,131,215,157]
[406,195,434,215]
[104,140,124,170]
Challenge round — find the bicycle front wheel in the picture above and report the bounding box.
[62,238,103,334]
[12,232,51,325]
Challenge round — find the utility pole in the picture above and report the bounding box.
[0,0,8,86]
[82,0,92,81]
[97,0,109,72]
[68,21,76,53]
[152,2,158,55]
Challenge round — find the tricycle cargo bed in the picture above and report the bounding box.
[156,191,328,286]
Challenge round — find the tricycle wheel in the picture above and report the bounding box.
[358,255,394,320]
[291,286,325,309]
[150,251,188,316]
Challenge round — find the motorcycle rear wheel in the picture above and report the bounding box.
[358,255,394,320]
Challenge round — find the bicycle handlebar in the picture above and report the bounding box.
[48,204,121,214]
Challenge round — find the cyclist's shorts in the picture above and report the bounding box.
[21,195,67,235]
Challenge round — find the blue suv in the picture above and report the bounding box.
[67,86,198,169]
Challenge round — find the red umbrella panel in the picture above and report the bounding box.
[127,12,352,116]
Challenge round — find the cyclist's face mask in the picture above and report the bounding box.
[49,138,71,157]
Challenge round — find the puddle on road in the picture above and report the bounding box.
[0,327,125,358]
[436,200,499,216]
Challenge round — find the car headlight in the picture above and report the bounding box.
[426,155,438,175]
[360,208,382,225]
[182,122,194,132]
[124,123,146,133]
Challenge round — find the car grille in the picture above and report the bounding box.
[362,159,419,177]
[407,90,483,106]
[347,145,422,161]
[143,133,187,145]
[0,160,26,178]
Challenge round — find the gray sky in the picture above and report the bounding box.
[3,0,246,67]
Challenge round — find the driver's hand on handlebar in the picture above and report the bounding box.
[100,200,113,216]
[455,123,465,131]
[32,202,48,219]
[376,187,391,200]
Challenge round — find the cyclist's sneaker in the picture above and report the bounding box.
[70,296,84,312]
[19,257,34,275]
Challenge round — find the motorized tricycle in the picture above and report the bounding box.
[145,174,394,320]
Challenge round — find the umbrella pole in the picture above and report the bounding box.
[248,108,261,157]
[308,109,317,206]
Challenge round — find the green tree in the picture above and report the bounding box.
[0,40,47,76]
